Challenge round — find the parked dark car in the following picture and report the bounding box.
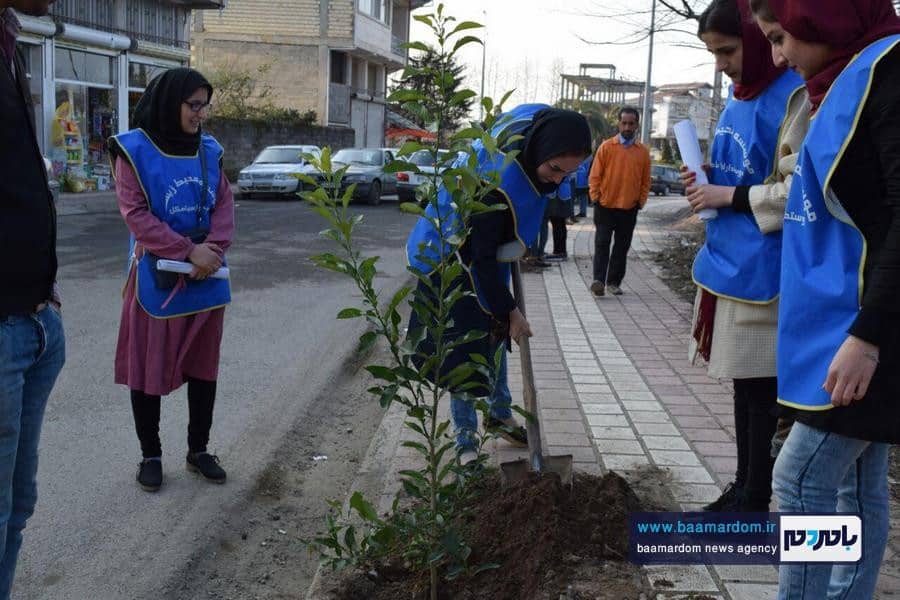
[330,148,398,206]
[650,164,686,196]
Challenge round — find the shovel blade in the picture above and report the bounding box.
[500,454,574,488]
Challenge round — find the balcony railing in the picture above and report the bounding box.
[165,0,226,8]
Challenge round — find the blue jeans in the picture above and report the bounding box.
[576,190,588,216]
[450,351,512,452]
[773,421,889,600]
[0,306,65,599]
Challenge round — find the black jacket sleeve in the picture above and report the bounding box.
[467,205,517,319]
[848,50,900,346]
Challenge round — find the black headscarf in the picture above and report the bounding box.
[131,67,213,156]
[517,108,592,193]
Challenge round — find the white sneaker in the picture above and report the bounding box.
[459,450,478,466]
[607,284,623,296]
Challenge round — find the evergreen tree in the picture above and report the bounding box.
[661,139,675,164]
[395,45,472,136]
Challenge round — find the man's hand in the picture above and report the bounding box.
[823,335,879,406]
[508,308,533,344]
[188,243,223,280]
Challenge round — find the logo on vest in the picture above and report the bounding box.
[784,165,817,225]
[712,126,755,179]
[163,176,213,216]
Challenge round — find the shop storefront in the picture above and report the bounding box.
[16,15,187,193]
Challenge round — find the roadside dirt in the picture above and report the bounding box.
[647,215,704,305]
[156,341,392,600]
[324,471,672,600]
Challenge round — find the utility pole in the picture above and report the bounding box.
[479,9,487,121]
[640,0,657,144]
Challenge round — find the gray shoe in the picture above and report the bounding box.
[607,284,623,295]
[590,281,605,296]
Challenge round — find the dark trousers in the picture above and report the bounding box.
[732,377,778,509]
[130,377,217,458]
[592,205,638,285]
[549,216,567,255]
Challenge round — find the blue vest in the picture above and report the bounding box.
[557,176,573,201]
[575,156,591,189]
[692,70,804,303]
[113,129,231,319]
[406,104,548,313]
[778,36,900,410]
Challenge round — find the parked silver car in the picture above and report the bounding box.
[330,148,398,206]
[236,145,321,199]
[396,149,466,206]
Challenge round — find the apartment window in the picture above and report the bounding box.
[367,64,378,95]
[358,0,389,24]
[330,51,348,84]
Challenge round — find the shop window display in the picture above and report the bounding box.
[52,47,117,193]
[52,85,116,193]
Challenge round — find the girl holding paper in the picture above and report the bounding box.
[682,0,809,512]
[750,0,900,596]
[109,68,234,492]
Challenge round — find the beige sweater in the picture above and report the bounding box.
[689,89,811,380]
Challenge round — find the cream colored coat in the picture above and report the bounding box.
[689,89,811,380]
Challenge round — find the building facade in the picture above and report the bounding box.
[15,0,221,192]
[191,0,424,148]
[651,82,716,156]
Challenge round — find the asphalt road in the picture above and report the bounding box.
[14,195,416,599]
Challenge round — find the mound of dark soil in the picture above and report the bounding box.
[329,471,660,600]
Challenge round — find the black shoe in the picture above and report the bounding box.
[485,416,528,448]
[545,252,568,261]
[703,481,741,511]
[186,452,227,484]
[136,459,162,492]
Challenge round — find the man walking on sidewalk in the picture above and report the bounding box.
[588,107,650,296]
[0,1,65,597]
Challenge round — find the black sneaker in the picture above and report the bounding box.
[703,481,741,511]
[485,416,528,448]
[186,452,227,484]
[136,459,162,492]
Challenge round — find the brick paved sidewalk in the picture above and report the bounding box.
[321,207,900,599]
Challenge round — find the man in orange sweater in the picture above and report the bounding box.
[588,107,651,296]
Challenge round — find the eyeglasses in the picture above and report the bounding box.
[183,101,212,114]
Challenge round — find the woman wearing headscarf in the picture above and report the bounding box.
[683,0,807,512]
[406,104,591,463]
[751,0,900,596]
[108,68,234,492]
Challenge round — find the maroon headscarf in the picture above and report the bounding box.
[734,0,786,100]
[768,0,900,110]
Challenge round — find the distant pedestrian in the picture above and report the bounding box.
[109,68,234,492]
[0,1,65,596]
[588,108,651,297]
[545,174,573,260]
[572,154,592,219]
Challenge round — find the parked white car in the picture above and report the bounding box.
[237,145,321,199]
